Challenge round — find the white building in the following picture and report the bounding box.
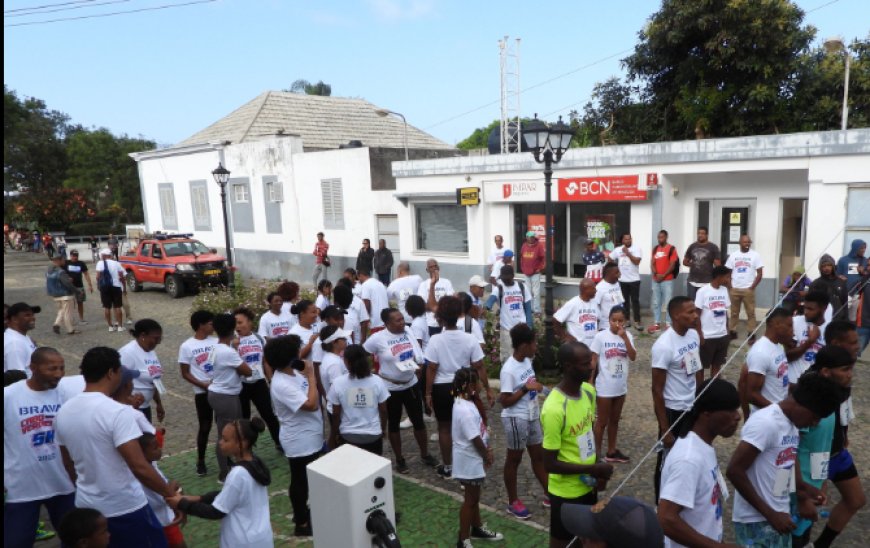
[392,129,870,307]
[130,91,456,281]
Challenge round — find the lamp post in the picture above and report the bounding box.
[375,108,409,161]
[211,162,234,290]
[522,114,575,370]
[824,36,851,131]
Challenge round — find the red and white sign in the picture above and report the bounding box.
[557,176,647,202]
[484,180,545,202]
[641,173,659,190]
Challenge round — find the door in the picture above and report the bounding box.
[376,215,400,259]
[720,207,749,264]
[779,199,807,291]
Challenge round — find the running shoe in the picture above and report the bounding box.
[52,325,60,334]
[35,527,55,542]
[79,320,89,325]
[293,523,313,537]
[541,497,551,508]
[604,450,630,463]
[430,432,439,442]
[108,325,116,332]
[126,319,134,325]
[196,461,207,477]
[436,464,452,480]
[506,499,531,519]
[456,539,473,548]
[647,324,661,334]
[395,458,410,474]
[421,454,439,467]
[471,523,504,541]
[399,418,412,429]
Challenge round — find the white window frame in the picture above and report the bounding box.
[321,179,345,230]
[191,185,210,228]
[158,184,177,228]
[267,180,284,203]
[233,183,250,203]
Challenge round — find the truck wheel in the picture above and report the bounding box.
[126,271,143,292]
[165,274,185,299]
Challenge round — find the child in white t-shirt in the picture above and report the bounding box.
[139,433,185,548]
[590,306,636,463]
[451,367,503,545]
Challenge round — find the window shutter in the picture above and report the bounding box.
[321,179,345,229]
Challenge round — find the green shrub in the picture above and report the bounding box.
[191,278,315,330]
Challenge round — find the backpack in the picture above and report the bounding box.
[464,315,474,334]
[97,259,114,290]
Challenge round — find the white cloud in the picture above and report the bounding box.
[366,0,435,21]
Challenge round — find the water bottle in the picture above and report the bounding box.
[819,508,830,519]
[580,474,597,487]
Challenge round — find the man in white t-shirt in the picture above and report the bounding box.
[695,265,732,378]
[725,235,764,342]
[417,258,454,336]
[387,262,423,322]
[486,265,533,362]
[95,248,127,332]
[467,275,489,333]
[658,378,741,548]
[489,249,515,286]
[4,347,75,547]
[608,233,643,328]
[359,268,390,332]
[727,374,845,548]
[488,234,506,274]
[746,308,793,412]
[178,309,217,477]
[596,263,626,328]
[785,291,829,385]
[554,279,600,348]
[651,296,702,502]
[499,323,548,519]
[4,302,40,378]
[56,346,178,546]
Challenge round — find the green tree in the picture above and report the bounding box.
[456,119,500,150]
[623,0,816,139]
[286,79,332,96]
[64,128,155,224]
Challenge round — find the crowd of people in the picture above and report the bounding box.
[3,231,868,548]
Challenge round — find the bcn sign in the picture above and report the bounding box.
[557,175,647,202]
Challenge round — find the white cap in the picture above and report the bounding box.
[321,328,352,344]
[468,275,489,288]
[99,248,112,256]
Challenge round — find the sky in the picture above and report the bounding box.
[4,0,868,147]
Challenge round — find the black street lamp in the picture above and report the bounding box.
[211,162,234,290]
[522,114,574,370]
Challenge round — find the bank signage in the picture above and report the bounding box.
[557,176,648,201]
[484,180,545,202]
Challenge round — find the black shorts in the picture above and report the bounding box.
[549,490,597,541]
[386,386,425,433]
[700,335,730,368]
[100,286,123,309]
[431,383,454,423]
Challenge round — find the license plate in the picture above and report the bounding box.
[204,269,220,276]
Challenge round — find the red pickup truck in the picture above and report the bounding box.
[121,234,229,298]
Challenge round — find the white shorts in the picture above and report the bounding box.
[502,416,543,450]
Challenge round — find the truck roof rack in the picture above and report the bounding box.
[146,233,194,240]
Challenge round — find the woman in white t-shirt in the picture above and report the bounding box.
[258,292,294,339]
[167,417,274,548]
[289,300,321,359]
[266,334,323,537]
[405,294,430,351]
[334,282,371,345]
[119,319,165,424]
[328,344,390,455]
[234,307,281,450]
[451,367,503,545]
[315,279,332,312]
[207,313,253,482]
[277,280,301,319]
[590,306,636,464]
[425,296,489,479]
[317,324,350,417]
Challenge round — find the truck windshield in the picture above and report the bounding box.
[162,241,212,257]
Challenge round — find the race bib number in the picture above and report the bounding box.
[684,350,702,375]
[608,358,627,378]
[349,387,375,409]
[577,430,596,461]
[772,467,794,498]
[248,363,263,381]
[840,397,855,425]
[395,349,417,372]
[715,467,730,501]
[153,378,167,395]
[810,452,829,481]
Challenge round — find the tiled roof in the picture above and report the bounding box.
[176,91,453,150]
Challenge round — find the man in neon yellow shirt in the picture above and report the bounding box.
[541,341,614,548]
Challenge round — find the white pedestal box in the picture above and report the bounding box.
[307,444,397,547]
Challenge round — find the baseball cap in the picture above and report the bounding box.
[320,305,348,321]
[7,302,42,317]
[468,275,489,288]
[503,249,514,258]
[525,230,537,238]
[70,249,79,255]
[585,238,595,245]
[112,366,141,397]
[561,496,664,548]
[99,248,112,257]
[320,328,352,344]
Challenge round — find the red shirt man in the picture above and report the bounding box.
[519,233,545,277]
[313,232,329,264]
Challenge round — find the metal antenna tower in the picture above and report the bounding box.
[499,36,521,154]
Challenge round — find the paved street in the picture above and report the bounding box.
[5,247,868,546]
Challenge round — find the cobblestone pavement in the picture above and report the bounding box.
[5,247,868,546]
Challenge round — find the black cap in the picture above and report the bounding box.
[7,302,42,318]
[320,305,348,321]
[562,496,663,547]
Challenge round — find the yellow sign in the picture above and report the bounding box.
[729,212,741,224]
[456,187,480,206]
